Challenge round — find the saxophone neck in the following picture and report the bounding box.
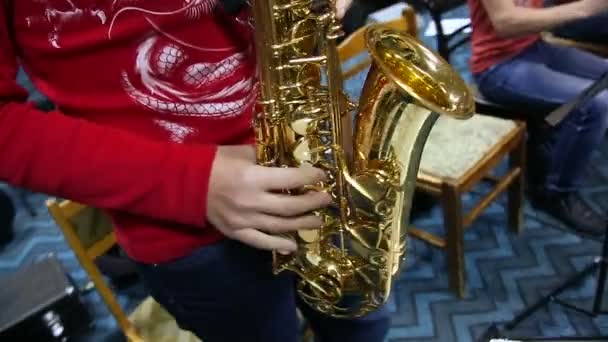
[251,0,275,102]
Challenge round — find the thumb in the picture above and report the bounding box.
[232,228,298,252]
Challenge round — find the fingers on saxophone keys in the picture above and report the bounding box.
[255,214,324,234]
[233,228,297,252]
[261,191,332,217]
[258,164,327,191]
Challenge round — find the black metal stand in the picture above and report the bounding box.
[414,0,476,62]
[482,222,608,341]
[479,70,608,342]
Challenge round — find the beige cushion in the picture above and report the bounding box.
[130,297,201,342]
[419,114,517,180]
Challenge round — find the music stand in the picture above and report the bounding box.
[481,73,608,342]
[545,72,608,127]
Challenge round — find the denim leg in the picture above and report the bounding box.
[538,41,608,79]
[297,298,390,342]
[551,93,608,189]
[476,46,608,191]
[135,240,300,342]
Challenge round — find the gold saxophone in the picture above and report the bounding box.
[251,0,475,317]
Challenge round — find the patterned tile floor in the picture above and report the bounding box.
[2,5,608,342]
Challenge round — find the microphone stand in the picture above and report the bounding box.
[545,72,608,127]
[481,73,608,342]
[483,223,608,341]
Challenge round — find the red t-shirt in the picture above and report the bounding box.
[0,1,257,264]
[468,0,543,74]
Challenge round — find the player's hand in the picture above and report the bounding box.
[579,0,608,16]
[336,0,354,19]
[207,145,331,253]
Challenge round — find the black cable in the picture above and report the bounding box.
[217,0,248,15]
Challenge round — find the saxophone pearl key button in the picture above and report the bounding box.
[298,229,319,243]
[293,138,312,163]
[306,251,322,266]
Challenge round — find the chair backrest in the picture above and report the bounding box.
[419,0,470,61]
[46,199,142,342]
[338,6,418,80]
[47,199,115,258]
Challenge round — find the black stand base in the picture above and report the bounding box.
[481,222,608,342]
[0,189,15,247]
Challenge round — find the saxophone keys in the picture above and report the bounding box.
[292,137,313,164]
[293,17,320,52]
[292,135,329,162]
[297,64,322,94]
[289,103,322,136]
[290,117,315,137]
[305,250,322,266]
[298,229,319,244]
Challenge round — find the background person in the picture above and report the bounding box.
[468,0,608,235]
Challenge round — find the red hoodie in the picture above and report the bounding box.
[0,0,257,264]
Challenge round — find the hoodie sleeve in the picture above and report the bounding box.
[0,9,217,229]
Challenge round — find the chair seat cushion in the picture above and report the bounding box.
[419,114,517,180]
[130,297,200,341]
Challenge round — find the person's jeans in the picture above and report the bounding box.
[135,239,390,342]
[475,41,608,192]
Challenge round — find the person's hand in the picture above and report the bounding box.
[335,0,354,19]
[579,0,608,16]
[207,145,331,253]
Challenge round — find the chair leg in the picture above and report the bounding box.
[441,182,465,298]
[429,10,450,62]
[54,220,140,341]
[77,248,139,340]
[508,131,526,234]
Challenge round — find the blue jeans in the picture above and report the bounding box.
[475,41,608,192]
[135,239,390,342]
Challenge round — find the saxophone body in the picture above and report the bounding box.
[251,0,474,317]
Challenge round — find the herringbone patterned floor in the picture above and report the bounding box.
[2,168,608,342]
[2,5,608,342]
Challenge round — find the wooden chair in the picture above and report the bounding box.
[337,8,526,298]
[338,5,418,78]
[46,199,143,341]
[419,0,470,62]
[46,199,200,342]
[412,118,525,298]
